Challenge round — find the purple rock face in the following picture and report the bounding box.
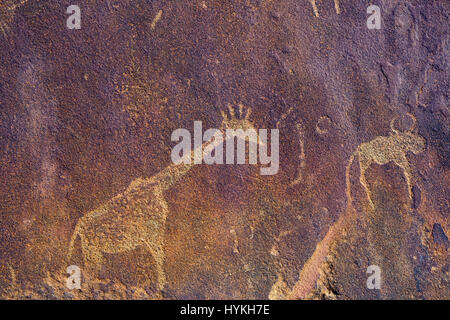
[432,224,448,247]
[0,0,448,300]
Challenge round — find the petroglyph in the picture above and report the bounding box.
[67,106,261,296]
[221,103,255,134]
[349,113,425,209]
[291,123,306,186]
[9,265,16,289]
[415,67,433,108]
[267,230,295,299]
[67,179,169,296]
[276,107,305,186]
[316,116,332,135]
[151,10,162,30]
[269,273,289,300]
[309,0,340,17]
[287,114,426,299]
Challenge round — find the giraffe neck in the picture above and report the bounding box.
[153,130,225,191]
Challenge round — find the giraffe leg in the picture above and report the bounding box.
[83,243,104,276]
[154,243,166,297]
[143,239,166,298]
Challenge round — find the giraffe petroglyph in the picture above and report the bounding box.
[67,105,261,297]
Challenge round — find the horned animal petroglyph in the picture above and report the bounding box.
[348,114,425,209]
[285,114,426,299]
[67,105,261,297]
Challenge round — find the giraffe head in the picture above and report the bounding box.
[220,104,264,146]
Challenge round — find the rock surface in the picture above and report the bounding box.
[0,0,448,299]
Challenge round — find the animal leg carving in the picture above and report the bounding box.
[84,247,104,274]
[143,239,166,297]
[394,156,414,205]
[359,159,375,209]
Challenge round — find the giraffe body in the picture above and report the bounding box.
[68,178,168,295]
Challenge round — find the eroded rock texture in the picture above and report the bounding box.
[0,0,448,299]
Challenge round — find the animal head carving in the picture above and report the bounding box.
[403,132,426,154]
[390,113,426,154]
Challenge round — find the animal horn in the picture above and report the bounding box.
[390,117,399,134]
[406,112,417,132]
